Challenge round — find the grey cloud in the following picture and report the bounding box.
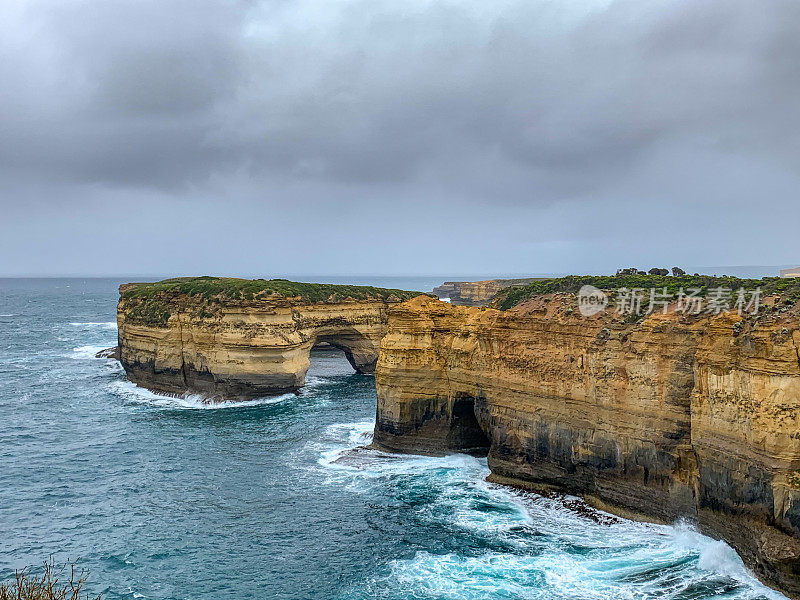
[1,0,799,275]
[3,0,798,191]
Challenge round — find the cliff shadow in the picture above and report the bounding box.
[449,393,491,456]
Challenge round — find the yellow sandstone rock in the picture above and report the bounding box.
[374,294,800,597]
[116,278,423,399]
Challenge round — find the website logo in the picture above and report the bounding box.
[577,285,608,316]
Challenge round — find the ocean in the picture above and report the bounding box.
[0,277,787,599]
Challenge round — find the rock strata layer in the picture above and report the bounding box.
[374,294,800,597]
[117,278,422,399]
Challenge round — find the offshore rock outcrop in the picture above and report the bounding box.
[432,278,542,306]
[374,293,800,597]
[117,277,422,399]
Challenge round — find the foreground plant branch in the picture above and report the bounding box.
[0,559,100,600]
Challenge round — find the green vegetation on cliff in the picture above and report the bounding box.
[120,277,426,327]
[122,276,424,302]
[493,274,800,310]
[125,298,172,328]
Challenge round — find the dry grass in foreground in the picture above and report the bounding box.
[0,559,100,600]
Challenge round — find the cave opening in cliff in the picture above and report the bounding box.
[449,394,491,456]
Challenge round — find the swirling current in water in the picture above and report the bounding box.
[0,278,788,599]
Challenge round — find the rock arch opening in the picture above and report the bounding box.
[312,329,379,375]
[306,342,361,380]
[117,282,407,399]
[294,328,384,390]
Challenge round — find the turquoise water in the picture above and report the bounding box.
[0,278,787,600]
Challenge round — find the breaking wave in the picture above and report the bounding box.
[108,379,296,410]
[318,422,787,600]
[69,321,117,329]
[71,344,111,359]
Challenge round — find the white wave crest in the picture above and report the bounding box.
[108,379,294,410]
[364,529,786,600]
[316,421,487,485]
[319,422,787,600]
[300,375,329,392]
[327,420,375,447]
[384,551,541,598]
[71,344,110,359]
[672,522,777,591]
[318,422,530,535]
[69,321,117,329]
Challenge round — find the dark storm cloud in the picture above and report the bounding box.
[1,0,799,275]
[2,0,797,192]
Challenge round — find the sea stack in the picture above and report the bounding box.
[116,277,423,399]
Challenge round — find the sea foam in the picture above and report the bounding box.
[69,321,117,329]
[321,421,788,600]
[108,379,296,410]
[71,344,110,359]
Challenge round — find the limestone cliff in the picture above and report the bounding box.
[374,287,800,597]
[432,278,542,306]
[117,277,423,399]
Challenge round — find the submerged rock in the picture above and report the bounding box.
[95,346,119,360]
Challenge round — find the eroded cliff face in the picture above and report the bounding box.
[432,278,541,306]
[117,281,420,399]
[374,295,800,597]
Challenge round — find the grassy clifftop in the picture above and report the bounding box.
[121,276,424,305]
[493,274,800,310]
[119,277,426,328]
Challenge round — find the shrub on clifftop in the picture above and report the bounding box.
[493,274,800,310]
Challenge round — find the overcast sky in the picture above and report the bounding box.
[2,0,798,277]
